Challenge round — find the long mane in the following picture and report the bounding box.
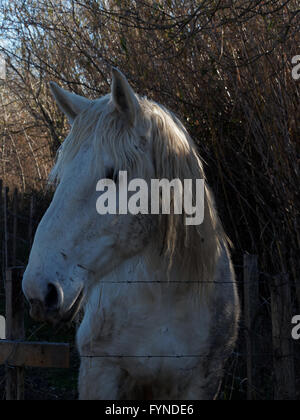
[50,94,228,295]
[142,100,228,295]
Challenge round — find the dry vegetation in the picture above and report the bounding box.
[0,0,299,399]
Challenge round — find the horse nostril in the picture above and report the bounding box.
[45,283,63,312]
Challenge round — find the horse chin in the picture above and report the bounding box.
[61,290,84,324]
[33,289,85,327]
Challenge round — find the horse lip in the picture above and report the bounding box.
[62,289,84,323]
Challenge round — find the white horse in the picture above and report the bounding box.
[22,69,240,400]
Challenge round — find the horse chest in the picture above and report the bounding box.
[81,287,211,364]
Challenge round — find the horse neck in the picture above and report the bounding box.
[84,242,179,306]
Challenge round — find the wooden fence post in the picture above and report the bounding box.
[5,268,25,400]
[0,179,2,213]
[0,179,3,284]
[270,274,295,400]
[12,188,18,267]
[28,194,35,247]
[3,186,9,271]
[243,254,260,400]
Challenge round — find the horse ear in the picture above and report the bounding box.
[50,82,92,124]
[111,68,140,126]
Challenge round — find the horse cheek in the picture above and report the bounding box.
[115,214,157,257]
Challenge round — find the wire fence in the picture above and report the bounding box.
[0,180,299,401]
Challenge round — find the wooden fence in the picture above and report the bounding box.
[243,255,296,400]
[0,181,69,400]
[0,181,298,400]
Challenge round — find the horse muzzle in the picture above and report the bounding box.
[28,283,83,325]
